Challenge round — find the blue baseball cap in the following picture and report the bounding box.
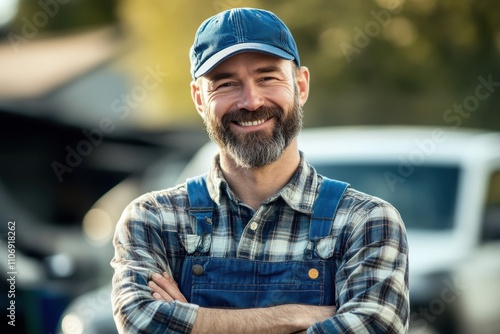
[190,8,300,79]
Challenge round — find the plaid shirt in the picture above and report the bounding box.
[111,153,409,333]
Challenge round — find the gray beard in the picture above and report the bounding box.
[203,93,303,169]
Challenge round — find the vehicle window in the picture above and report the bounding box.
[482,170,500,242]
[313,163,460,230]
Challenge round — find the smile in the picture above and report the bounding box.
[236,119,267,127]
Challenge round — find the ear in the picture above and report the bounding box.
[295,66,310,107]
[190,80,205,116]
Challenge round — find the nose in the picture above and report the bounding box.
[236,82,264,111]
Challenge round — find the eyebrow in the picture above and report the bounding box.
[207,65,285,82]
[207,71,235,82]
[255,65,283,75]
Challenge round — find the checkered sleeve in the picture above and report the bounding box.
[110,194,198,334]
[308,192,410,333]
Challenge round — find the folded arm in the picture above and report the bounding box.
[111,195,335,334]
[148,271,335,334]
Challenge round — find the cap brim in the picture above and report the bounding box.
[194,42,294,78]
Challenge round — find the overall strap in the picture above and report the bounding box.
[304,177,348,259]
[186,174,214,236]
[309,177,349,240]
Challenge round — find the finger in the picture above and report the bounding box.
[148,280,174,302]
[161,272,188,302]
[152,272,188,303]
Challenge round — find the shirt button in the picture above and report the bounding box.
[308,268,319,280]
[192,264,204,276]
[250,221,258,230]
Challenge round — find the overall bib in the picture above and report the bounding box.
[179,175,348,308]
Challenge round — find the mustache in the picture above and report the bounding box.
[221,105,283,125]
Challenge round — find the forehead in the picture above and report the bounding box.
[204,52,292,79]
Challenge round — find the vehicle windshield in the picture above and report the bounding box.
[312,163,460,230]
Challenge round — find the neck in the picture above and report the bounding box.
[219,140,301,210]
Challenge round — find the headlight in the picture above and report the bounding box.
[61,313,84,334]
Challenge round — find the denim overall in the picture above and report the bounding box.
[179,175,348,308]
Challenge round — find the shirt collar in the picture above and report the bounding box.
[206,152,319,215]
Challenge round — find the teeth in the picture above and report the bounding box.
[238,119,266,127]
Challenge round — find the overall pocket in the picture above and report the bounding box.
[181,257,334,308]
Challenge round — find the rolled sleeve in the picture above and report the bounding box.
[110,195,198,334]
[308,198,409,333]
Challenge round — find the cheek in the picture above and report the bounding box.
[204,96,234,121]
[202,101,225,127]
[265,88,295,111]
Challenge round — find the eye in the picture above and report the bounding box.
[259,76,280,84]
[215,81,235,90]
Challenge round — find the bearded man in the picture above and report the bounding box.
[111,7,409,334]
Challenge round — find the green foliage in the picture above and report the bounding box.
[117,0,500,130]
[10,0,500,130]
[14,0,119,31]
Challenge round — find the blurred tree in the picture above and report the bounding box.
[116,0,263,128]
[5,0,499,130]
[11,0,118,32]
[116,0,500,130]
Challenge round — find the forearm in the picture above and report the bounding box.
[306,302,407,333]
[112,195,201,332]
[314,202,409,333]
[112,271,199,333]
[191,304,334,334]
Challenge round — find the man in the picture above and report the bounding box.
[111,7,409,333]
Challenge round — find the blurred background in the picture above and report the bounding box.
[0,0,499,333]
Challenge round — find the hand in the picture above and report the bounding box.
[148,272,188,303]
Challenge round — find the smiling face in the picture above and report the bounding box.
[191,52,310,168]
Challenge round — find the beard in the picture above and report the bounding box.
[203,92,303,169]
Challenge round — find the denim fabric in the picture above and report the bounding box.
[179,175,347,308]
